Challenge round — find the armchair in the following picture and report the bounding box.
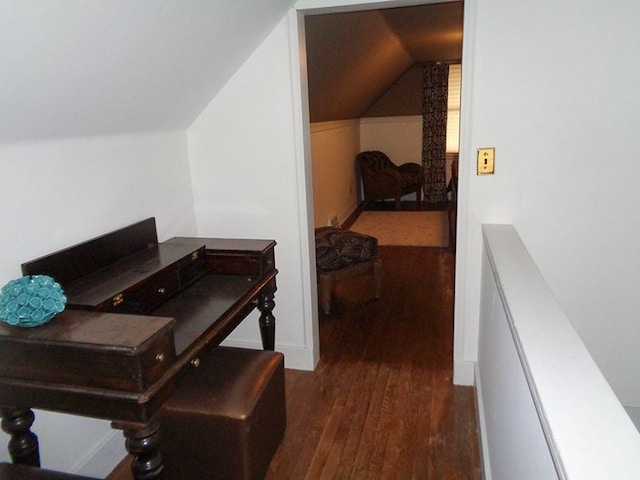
[356,151,424,210]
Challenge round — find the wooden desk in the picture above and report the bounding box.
[0,219,277,479]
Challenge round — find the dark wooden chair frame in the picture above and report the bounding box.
[356,151,424,210]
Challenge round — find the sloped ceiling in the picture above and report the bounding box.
[305,1,463,123]
[0,0,295,144]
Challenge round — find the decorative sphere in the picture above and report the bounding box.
[0,275,66,328]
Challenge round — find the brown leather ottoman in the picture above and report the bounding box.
[0,463,97,479]
[158,347,286,480]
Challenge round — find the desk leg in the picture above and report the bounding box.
[0,407,40,467]
[257,292,276,350]
[121,419,163,480]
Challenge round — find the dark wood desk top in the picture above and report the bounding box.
[1,218,278,423]
[63,243,203,309]
[0,310,175,384]
[0,309,174,352]
[165,236,276,253]
[153,272,274,356]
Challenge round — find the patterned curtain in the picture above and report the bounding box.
[422,63,449,204]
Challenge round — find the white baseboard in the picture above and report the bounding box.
[220,338,317,371]
[73,430,126,478]
[453,359,476,386]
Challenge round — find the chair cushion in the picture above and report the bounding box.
[315,227,378,272]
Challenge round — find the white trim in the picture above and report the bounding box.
[482,224,640,479]
[295,0,468,375]
[453,359,475,386]
[474,364,492,480]
[452,0,476,386]
[73,431,126,477]
[287,9,320,370]
[221,338,316,370]
[294,0,447,15]
[310,118,361,133]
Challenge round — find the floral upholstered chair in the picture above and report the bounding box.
[356,151,424,210]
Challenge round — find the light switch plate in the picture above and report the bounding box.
[477,148,495,175]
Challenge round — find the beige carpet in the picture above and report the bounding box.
[349,211,449,247]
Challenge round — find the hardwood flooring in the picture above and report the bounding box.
[108,243,481,479]
[264,245,480,479]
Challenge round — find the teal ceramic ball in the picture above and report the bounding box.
[0,275,66,328]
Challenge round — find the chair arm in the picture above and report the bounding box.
[398,162,424,177]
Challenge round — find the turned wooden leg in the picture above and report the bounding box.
[257,292,276,351]
[0,407,40,467]
[318,273,333,315]
[122,419,163,480]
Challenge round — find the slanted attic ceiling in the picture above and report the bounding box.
[0,0,295,144]
[305,1,463,123]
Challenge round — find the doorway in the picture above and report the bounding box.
[298,0,465,362]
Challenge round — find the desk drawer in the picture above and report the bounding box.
[109,270,180,314]
[206,248,275,278]
[99,247,206,314]
[0,310,177,393]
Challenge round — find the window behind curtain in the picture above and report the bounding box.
[447,63,462,153]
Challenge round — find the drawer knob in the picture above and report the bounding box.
[155,353,165,362]
[191,358,201,368]
[157,287,166,295]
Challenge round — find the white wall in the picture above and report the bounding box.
[0,1,297,143]
[308,116,424,229]
[0,130,196,474]
[360,116,423,165]
[12,0,636,471]
[454,0,640,407]
[188,12,319,370]
[296,0,640,419]
[310,120,360,227]
[359,116,456,194]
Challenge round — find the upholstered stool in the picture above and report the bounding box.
[158,347,286,480]
[0,463,97,480]
[315,227,382,314]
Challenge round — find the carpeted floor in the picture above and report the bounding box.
[349,210,449,247]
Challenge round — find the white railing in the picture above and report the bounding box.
[476,224,640,480]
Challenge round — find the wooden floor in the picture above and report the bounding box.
[108,230,481,479]
[264,245,481,479]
